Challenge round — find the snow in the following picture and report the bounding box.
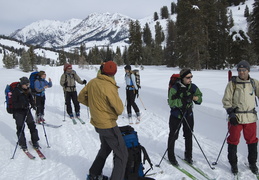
[0,64,259,180]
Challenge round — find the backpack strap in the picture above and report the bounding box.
[140,145,153,176]
[231,76,258,107]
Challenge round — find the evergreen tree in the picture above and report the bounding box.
[28,46,37,71]
[199,0,230,69]
[143,23,152,46]
[128,20,142,65]
[161,6,169,19]
[165,20,177,67]
[122,46,129,65]
[155,21,165,45]
[20,50,31,72]
[171,2,177,14]
[113,47,123,66]
[228,10,235,28]
[248,0,259,60]
[244,5,250,18]
[3,51,18,69]
[229,30,251,65]
[154,12,159,21]
[176,0,208,70]
[58,49,67,66]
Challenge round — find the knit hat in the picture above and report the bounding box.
[20,77,30,85]
[180,68,192,79]
[38,71,45,77]
[101,61,117,76]
[64,63,72,71]
[124,65,131,70]
[237,60,250,71]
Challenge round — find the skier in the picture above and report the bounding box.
[34,71,52,123]
[167,68,202,166]
[78,61,128,180]
[124,64,140,124]
[12,77,40,149]
[222,60,259,174]
[60,63,87,119]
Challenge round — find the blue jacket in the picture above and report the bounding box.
[34,78,52,97]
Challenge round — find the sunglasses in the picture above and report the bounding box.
[237,69,247,72]
[67,68,72,70]
[185,75,193,79]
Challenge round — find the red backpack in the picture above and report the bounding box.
[5,82,19,114]
[168,74,180,94]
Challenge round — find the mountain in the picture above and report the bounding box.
[10,13,133,50]
[6,0,254,52]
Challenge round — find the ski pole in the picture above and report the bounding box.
[182,113,215,170]
[212,126,231,165]
[11,109,30,159]
[138,96,146,110]
[63,91,67,122]
[155,111,187,167]
[41,122,50,148]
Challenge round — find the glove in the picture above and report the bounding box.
[227,108,238,126]
[83,80,87,84]
[229,113,239,126]
[135,90,139,98]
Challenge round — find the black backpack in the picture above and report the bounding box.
[130,69,141,89]
[119,126,154,180]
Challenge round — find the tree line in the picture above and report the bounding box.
[1,0,259,71]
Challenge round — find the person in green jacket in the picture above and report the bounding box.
[167,68,202,166]
[78,61,128,180]
[222,60,259,174]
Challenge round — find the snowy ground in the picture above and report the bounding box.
[0,64,259,180]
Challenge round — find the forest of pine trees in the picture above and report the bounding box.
[1,0,259,72]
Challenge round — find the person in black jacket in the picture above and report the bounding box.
[12,77,40,150]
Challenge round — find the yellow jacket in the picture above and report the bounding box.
[78,73,123,129]
[222,76,259,124]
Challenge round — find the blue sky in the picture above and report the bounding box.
[0,0,173,35]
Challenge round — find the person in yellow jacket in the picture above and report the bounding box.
[222,60,259,175]
[78,61,128,180]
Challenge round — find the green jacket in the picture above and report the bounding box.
[168,82,202,119]
[222,76,259,124]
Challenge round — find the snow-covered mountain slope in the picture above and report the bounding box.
[6,0,255,53]
[0,65,259,180]
[10,13,132,50]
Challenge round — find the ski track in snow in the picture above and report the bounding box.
[0,65,258,180]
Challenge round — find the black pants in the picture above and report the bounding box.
[65,91,80,115]
[126,89,139,115]
[14,110,39,147]
[168,111,194,160]
[35,95,45,116]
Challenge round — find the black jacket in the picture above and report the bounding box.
[12,83,35,112]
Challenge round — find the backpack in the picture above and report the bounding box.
[29,71,39,92]
[131,70,141,89]
[231,75,257,106]
[168,74,180,95]
[119,126,154,180]
[4,82,19,114]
